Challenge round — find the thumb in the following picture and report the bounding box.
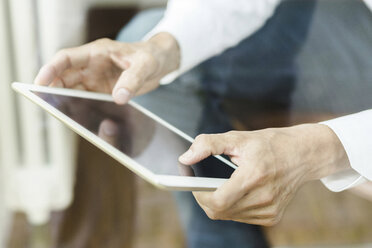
[112,51,158,105]
[112,68,143,105]
[179,133,233,165]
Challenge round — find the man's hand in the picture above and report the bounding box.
[34,33,180,104]
[179,124,350,226]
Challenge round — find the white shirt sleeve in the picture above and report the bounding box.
[364,0,372,11]
[320,110,372,192]
[144,0,281,84]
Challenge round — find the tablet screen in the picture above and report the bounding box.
[33,91,235,179]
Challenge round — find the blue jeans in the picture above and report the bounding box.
[117,1,315,247]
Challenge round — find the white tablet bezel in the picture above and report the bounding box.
[12,82,237,191]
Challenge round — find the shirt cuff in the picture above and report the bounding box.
[143,23,192,85]
[142,29,181,84]
[319,110,372,191]
[321,169,367,192]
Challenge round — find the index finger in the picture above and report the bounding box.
[34,45,91,86]
[179,133,234,165]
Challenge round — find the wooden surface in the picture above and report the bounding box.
[132,180,185,248]
[48,138,136,248]
[265,181,372,246]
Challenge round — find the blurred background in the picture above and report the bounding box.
[0,0,372,247]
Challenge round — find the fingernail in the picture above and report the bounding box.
[114,88,131,105]
[179,150,193,163]
[103,121,119,136]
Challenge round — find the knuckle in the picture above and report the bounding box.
[260,217,279,227]
[266,212,277,220]
[262,220,274,227]
[195,134,208,144]
[226,130,237,134]
[90,38,112,54]
[205,210,220,221]
[90,46,106,57]
[55,49,68,59]
[135,51,157,68]
[195,134,205,143]
[263,194,275,206]
[95,38,112,44]
[225,130,242,143]
[226,130,239,138]
[267,217,280,226]
[195,134,213,152]
[40,64,50,73]
[209,199,228,212]
[265,194,276,205]
[55,49,66,56]
[267,205,280,218]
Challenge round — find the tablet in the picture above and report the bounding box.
[12,82,236,191]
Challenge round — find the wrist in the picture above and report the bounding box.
[294,124,351,181]
[147,32,180,76]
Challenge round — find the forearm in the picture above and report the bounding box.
[292,124,351,181]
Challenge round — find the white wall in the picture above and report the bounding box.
[0,0,17,245]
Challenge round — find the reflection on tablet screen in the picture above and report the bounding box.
[34,91,234,179]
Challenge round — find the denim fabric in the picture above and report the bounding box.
[117,1,315,247]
